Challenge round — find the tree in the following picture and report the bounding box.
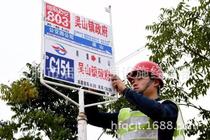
[0,63,105,140]
[0,63,79,139]
[145,0,210,139]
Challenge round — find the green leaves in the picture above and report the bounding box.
[0,79,38,104]
[145,0,210,138]
[0,122,18,140]
[0,63,78,140]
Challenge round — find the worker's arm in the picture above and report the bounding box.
[85,106,118,129]
[84,93,118,129]
[122,88,178,121]
[111,75,178,121]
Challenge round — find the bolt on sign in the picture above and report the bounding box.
[42,2,115,94]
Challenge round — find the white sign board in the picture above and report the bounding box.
[42,2,115,94]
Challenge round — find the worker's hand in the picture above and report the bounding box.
[111,75,126,95]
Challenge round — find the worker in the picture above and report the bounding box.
[85,61,184,140]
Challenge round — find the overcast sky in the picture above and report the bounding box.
[0,0,209,139]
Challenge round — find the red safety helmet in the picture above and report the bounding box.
[127,61,164,88]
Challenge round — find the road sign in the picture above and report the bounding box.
[42,2,115,94]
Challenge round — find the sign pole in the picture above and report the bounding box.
[77,89,87,140]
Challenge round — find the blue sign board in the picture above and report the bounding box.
[45,52,74,83]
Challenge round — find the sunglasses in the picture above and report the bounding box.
[127,70,150,79]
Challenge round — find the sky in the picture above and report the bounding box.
[0,0,209,140]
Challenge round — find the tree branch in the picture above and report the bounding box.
[179,100,210,113]
[183,44,210,61]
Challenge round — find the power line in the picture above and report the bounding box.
[115,47,146,66]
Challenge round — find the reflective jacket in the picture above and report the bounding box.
[117,100,185,140]
[85,88,184,140]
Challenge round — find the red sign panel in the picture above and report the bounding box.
[45,3,70,29]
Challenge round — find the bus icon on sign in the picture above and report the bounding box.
[52,44,67,56]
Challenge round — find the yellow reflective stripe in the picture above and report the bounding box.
[119,130,158,140]
[119,116,148,126]
[118,109,157,137]
[118,123,157,136]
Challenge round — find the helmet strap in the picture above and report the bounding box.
[141,79,154,94]
[157,86,160,95]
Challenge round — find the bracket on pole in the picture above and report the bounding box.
[40,79,118,140]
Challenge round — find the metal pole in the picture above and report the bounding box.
[106,5,119,99]
[77,89,87,140]
[43,79,116,99]
[40,80,79,106]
